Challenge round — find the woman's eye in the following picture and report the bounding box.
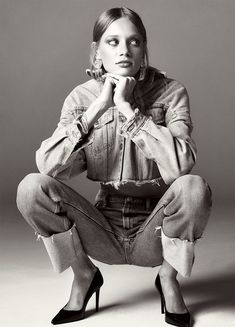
[106,38,141,46]
[108,39,118,46]
[130,39,140,46]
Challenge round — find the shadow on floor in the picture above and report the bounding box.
[184,270,235,314]
[107,270,235,315]
[83,302,123,319]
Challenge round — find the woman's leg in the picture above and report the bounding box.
[158,260,188,313]
[130,174,212,313]
[65,253,97,310]
[16,173,125,311]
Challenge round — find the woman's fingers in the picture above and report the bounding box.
[105,73,121,81]
[106,75,136,92]
[106,73,136,84]
[100,73,137,106]
[85,71,136,86]
[85,69,106,82]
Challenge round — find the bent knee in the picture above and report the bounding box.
[17,173,42,198]
[176,175,212,206]
[16,173,47,215]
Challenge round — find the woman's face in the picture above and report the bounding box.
[96,17,145,77]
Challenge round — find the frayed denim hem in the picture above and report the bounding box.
[161,228,195,278]
[37,224,83,273]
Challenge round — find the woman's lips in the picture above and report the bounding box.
[116,61,132,68]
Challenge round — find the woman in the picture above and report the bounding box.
[17,7,212,327]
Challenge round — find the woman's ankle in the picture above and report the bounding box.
[158,265,188,313]
[64,268,97,311]
[159,258,179,279]
[71,256,97,278]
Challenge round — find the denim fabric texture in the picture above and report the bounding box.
[17,173,212,277]
[16,66,212,277]
[35,67,196,186]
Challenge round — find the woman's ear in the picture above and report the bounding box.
[91,41,97,50]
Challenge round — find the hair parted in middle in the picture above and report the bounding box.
[89,7,149,81]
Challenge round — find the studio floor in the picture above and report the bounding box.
[1,203,235,327]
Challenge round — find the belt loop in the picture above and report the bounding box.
[146,198,151,211]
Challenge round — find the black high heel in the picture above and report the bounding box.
[51,269,104,325]
[155,274,191,327]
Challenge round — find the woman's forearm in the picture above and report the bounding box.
[85,99,110,130]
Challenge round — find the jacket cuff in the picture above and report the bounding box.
[66,113,92,147]
[73,113,90,137]
[120,108,148,138]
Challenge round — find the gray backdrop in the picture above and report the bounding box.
[1,0,234,207]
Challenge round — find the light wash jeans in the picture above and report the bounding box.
[16,173,212,277]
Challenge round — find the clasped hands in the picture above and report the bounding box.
[98,73,136,119]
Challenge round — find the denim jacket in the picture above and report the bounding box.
[36,67,196,187]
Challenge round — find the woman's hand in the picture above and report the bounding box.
[106,73,136,107]
[105,73,136,119]
[96,75,115,111]
[86,73,136,124]
[85,75,115,128]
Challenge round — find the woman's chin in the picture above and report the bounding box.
[107,67,138,77]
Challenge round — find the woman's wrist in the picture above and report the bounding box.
[116,101,134,120]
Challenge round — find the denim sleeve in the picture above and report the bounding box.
[36,90,93,180]
[120,83,197,185]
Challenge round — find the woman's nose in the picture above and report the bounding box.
[118,42,130,56]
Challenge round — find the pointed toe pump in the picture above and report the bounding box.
[51,268,104,325]
[155,274,191,327]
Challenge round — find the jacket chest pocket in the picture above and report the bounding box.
[146,103,166,125]
[89,109,115,156]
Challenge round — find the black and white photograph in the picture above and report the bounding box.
[1,1,234,326]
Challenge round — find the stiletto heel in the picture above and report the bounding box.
[95,289,100,312]
[51,268,104,325]
[155,274,191,327]
[160,296,165,314]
